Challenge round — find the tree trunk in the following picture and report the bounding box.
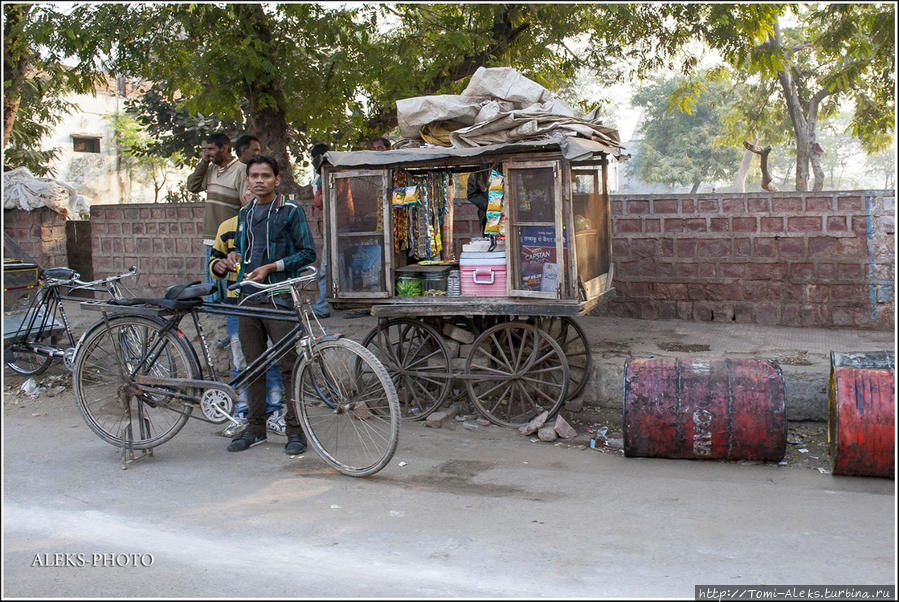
[2,5,32,148]
[732,136,756,192]
[239,4,298,195]
[363,4,530,140]
[743,141,778,192]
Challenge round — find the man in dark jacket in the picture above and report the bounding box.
[220,155,316,454]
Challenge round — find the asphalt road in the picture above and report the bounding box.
[2,365,895,598]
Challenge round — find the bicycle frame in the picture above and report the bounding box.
[102,269,332,424]
[6,267,137,368]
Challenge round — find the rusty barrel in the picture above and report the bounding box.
[828,351,895,478]
[623,357,786,461]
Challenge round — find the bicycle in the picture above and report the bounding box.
[4,266,138,375]
[71,267,400,477]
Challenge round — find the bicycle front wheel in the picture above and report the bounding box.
[294,338,399,477]
[5,342,53,375]
[73,315,199,450]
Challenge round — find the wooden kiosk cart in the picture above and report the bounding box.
[320,135,624,428]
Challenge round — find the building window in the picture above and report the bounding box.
[72,136,101,153]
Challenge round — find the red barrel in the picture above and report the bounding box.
[624,357,786,461]
[828,352,895,478]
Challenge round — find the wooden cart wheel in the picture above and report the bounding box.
[464,321,569,428]
[361,318,451,420]
[530,316,593,400]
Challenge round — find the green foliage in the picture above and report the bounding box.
[627,76,742,191]
[124,85,242,167]
[109,111,181,203]
[3,75,75,176]
[3,4,108,175]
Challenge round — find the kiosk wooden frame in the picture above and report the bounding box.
[320,136,624,428]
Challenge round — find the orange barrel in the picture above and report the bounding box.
[828,351,895,478]
[623,357,786,461]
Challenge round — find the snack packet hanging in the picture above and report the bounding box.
[484,210,502,235]
[487,189,503,212]
[392,188,405,208]
[489,169,504,191]
[403,185,421,207]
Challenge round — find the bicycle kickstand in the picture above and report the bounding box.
[119,420,154,470]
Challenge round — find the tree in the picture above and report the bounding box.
[86,3,375,192]
[124,84,243,168]
[713,4,894,191]
[109,112,184,203]
[3,3,107,172]
[627,77,741,193]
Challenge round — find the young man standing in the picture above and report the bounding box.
[208,140,285,438]
[222,155,316,454]
[186,132,247,301]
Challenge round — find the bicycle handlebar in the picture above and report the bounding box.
[51,265,138,288]
[227,266,318,292]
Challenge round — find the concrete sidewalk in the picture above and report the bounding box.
[314,309,895,424]
[57,301,893,424]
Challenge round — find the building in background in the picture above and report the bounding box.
[41,74,189,206]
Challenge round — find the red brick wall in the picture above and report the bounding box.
[90,198,327,296]
[90,203,207,294]
[606,190,895,329]
[3,208,68,268]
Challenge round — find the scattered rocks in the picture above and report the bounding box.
[425,402,464,428]
[518,410,549,436]
[553,415,577,439]
[537,425,557,442]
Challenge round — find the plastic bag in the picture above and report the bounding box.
[487,190,503,212]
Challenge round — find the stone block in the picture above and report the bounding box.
[553,415,577,439]
[519,410,549,435]
[443,323,475,344]
[537,425,558,441]
[425,402,463,428]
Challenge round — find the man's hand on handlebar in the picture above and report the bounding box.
[246,263,275,283]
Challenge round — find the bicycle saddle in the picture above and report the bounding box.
[108,281,214,310]
[43,267,79,280]
[164,281,214,300]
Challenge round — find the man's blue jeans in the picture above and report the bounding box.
[313,244,331,317]
[226,308,283,415]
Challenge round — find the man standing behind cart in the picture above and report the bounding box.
[220,155,316,454]
[186,132,248,302]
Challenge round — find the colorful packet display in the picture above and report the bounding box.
[484,210,502,234]
[489,169,504,191]
[391,188,405,208]
[403,185,421,207]
[487,189,504,212]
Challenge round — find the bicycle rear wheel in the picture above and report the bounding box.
[294,338,399,477]
[72,315,199,450]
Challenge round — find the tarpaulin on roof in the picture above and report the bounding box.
[393,67,626,154]
[324,134,625,169]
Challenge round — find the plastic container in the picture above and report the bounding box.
[395,274,422,297]
[422,268,450,296]
[460,251,506,296]
[447,269,461,297]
